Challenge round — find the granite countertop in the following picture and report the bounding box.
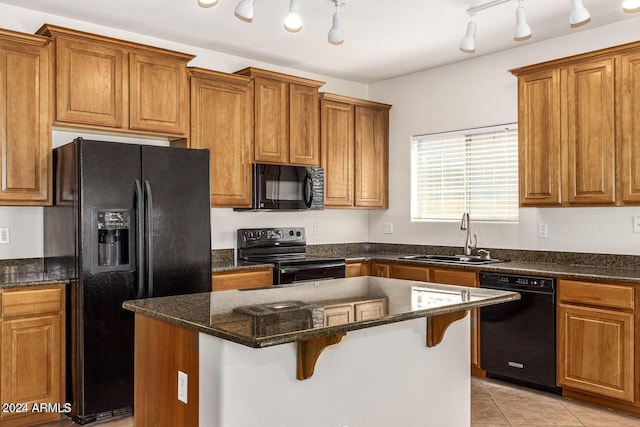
[347,253,640,284]
[0,271,71,289]
[123,276,519,348]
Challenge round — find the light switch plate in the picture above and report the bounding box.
[633,217,640,234]
[538,224,548,239]
[383,223,393,234]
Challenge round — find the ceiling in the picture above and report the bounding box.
[1,0,638,83]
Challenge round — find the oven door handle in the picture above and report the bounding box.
[279,262,345,273]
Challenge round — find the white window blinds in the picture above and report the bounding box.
[411,124,519,222]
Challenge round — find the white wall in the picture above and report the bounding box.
[368,17,640,256]
[0,3,370,259]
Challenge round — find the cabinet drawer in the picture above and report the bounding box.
[2,286,64,317]
[558,280,634,310]
[390,264,429,282]
[212,268,272,291]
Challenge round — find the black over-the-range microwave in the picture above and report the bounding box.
[235,163,324,211]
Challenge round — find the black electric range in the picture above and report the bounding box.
[236,227,346,286]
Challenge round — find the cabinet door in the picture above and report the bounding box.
[55,37,124,127]
[557,303,634,402]
[191,71,253,207]
[289,84,320,166]
[0,36,51,205]
[564,58,616,204]
[321,99,354,207]
[620,51,640,204]
[345,261,368,277]
[254,76,288,164]
[211,268,272,291]
[518,69,561,206]
[129,52,189,135]
[370,262,390,278]
[354,105,389,208]
[1,315,63,420]
[324,304,353,326]
[354,300,386,321]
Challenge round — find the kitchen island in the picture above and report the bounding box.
[123,276,518,427]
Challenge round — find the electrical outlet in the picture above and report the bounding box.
[633,217,640,234]
[538,223,548,239]
[313,223,320,235]
[178,371,188,404]
[0,227,9,244]
[383,222,393,234]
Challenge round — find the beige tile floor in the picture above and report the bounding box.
[472,377,640,427]
[36,378,640,426]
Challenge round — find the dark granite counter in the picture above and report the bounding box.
[341,252,640,284]
[0,271,70,289]
[211,259,273,273]
[123,276,518,348]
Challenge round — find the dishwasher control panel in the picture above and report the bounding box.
[479,272,555,292]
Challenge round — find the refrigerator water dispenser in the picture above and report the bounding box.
[91,209,133,273]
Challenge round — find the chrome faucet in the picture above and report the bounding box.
[460,212,477,256]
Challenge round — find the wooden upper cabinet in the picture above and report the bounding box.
[129,52,189,134]
[564,57,616,205]
[37,24,193,137]
[517,69,561,206]
[619,50,640,203]
[321,93,391,209]
[321,95,354,207]
[188,68,253,207]
[355,104,389,208]
[512,41,640,207]
[0,29,51,205]
[235,67,324,166]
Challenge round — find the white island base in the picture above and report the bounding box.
[198,317,471,427]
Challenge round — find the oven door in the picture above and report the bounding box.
[276,261,346,285]
[254,164,323,210]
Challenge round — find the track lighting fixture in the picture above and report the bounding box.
[569,0,591,27]
[514,0,532,41]
[459,13,477,53]
[328,1,346,45]
[235,0,255,22]
[623,0,640,12]
[198,0,218,8]
[284,0,303,32]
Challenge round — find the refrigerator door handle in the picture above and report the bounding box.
[134,180,145,299]
[144,180,154,298]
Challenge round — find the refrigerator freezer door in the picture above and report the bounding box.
[77,140,141,420]
[141,145,212,297]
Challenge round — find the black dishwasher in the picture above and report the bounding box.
[480,272,561,394]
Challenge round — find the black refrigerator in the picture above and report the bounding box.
[44,138,211,424]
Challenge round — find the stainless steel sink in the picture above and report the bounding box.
[397,254,507,265]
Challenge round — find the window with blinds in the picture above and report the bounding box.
[411,124,519,222]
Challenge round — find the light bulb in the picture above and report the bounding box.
[284,0,303,32]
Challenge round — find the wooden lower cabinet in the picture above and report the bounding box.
[557,279,637,407]
[0,284,65,426]
[212,268,272,291]
[323,298,388,327]
[345,261,369,277]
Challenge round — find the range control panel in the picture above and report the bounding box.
[237,227,306,248]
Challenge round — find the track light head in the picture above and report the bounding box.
[328,1,345,45]
[569,0,591,27]
[284,0,303,32]
[235,0,255,22]
[459,13,476,53]
[514,1,532,41]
